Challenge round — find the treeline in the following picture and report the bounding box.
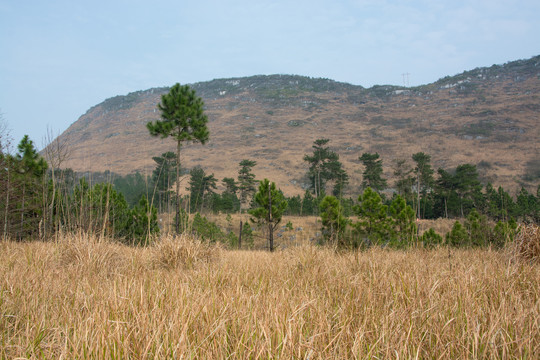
[316,188,517,250]
[155,138,538,224]
[0,135,159,243]
[130,138,533,250]
[2,133,536,249]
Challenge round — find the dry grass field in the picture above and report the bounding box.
[1,233,538,359]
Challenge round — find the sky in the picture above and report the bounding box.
[1,0,539,150]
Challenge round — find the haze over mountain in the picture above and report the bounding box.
[51,55,540,196]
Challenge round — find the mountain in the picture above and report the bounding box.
[52,56,540,195]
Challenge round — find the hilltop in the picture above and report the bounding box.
[52,56,540,195]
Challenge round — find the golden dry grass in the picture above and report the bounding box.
[1,234,539,359]
[512,224,540,263]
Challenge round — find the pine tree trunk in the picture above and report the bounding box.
[268,188,273,252]
[176,139,181,234]
[20,184,25,240]
[238,221,243,249]
[416,173,421,219]
[316,170,321,198]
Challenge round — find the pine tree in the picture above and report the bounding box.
[188,166,217,213]
[249,179,288,252]
[16,135,48,177]
[220,177,240,213]
[301,189,316,215]
[434,168,456,218]
[359,152,387,192]
[454,164,483,217]
[353,187,392,247]
[147,84,209,233]
[129,195,159,245]
[331,166,349,198]
[388,195,417,247]
[237,159,257,207]
[393,158,414,200]
[464,209,489,247]
[14,135,48,239]
[319,195,348,246]
[222,177,239,195]
[445,221,469,247]
[303,139,346,197]
[421,228,443,248]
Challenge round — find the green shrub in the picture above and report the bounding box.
[491,220,517,248]
[192,213,228,244]
[241,224,254,249]
[422,228,443,248]
[285,221,294,231]
[465,209,490,247]
[446,221,469,247]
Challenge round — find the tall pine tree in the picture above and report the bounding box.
[147,84,209,233]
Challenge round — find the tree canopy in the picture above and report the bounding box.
[359,152,387,192]
[304,139,347,197]
[238,159,257,206]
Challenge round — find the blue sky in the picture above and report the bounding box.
[1,0,539,149]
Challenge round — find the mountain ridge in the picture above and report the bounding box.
[52,55,540,196]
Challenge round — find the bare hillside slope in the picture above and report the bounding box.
[52,56,540,195]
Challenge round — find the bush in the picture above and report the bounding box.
[422,228,443,248]
[491,220,517,248]
[192,213,229,244]
[445,221,469,247]
[319,195,349,247]
[465,209,490,247]
[285,221,294,231]
[240,224,254,249]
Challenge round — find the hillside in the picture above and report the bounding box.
[52,56,540,196]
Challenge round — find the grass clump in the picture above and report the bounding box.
[512,224,540,263]
[55,232,126,276]
[150,234,220,270]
